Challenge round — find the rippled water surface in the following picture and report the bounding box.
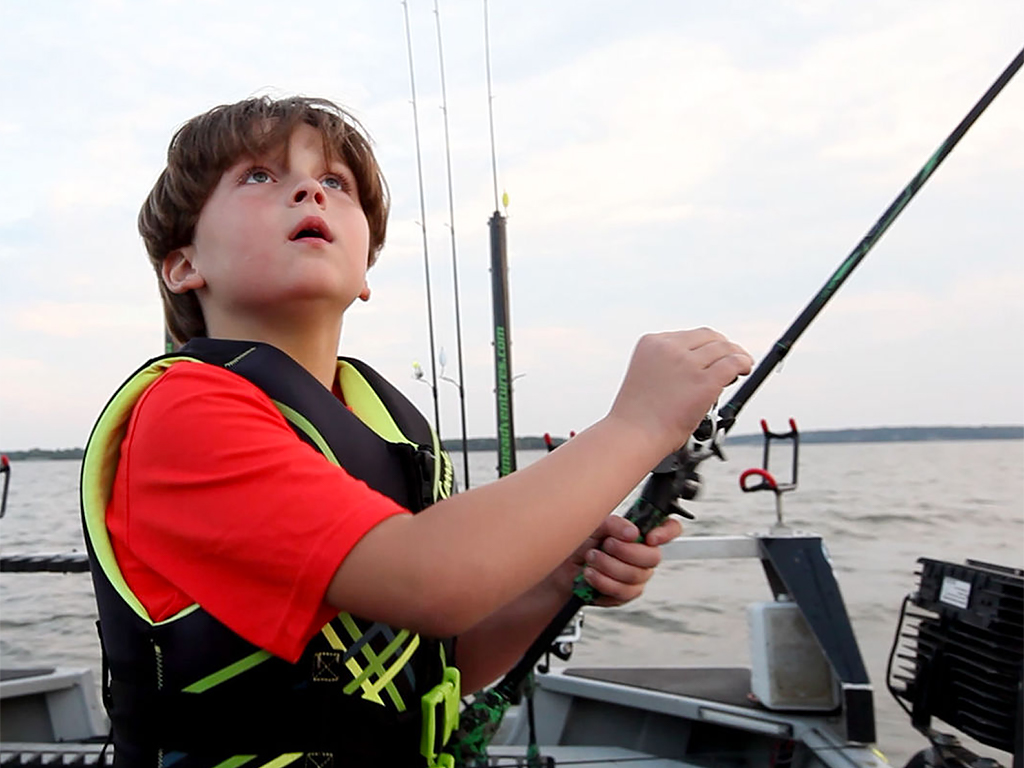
[2,441,1022,765]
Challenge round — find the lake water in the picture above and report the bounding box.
[1,441,1022,766]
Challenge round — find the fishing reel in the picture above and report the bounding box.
[626,408,729,530]
[538,612,584,672]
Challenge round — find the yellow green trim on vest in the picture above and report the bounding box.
[337,360,451,501]
[337,613,420,708]
[318,616,422,712]
[210,755,257,768]
[81,356,203,626]
[319,623,385,705]
[255,753,302,768]
[182,649,273,694]
[272,402,339,465]
[207,752,309,768]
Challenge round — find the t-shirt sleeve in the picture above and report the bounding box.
[115,361,409,662]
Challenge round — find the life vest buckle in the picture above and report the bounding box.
[412,445,438,510]
[420,666,461,768]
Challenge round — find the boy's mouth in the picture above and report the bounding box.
[289,217,334,243]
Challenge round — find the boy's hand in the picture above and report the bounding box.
[609,328,752,453]
[566,514,683,607]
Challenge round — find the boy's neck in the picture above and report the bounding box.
[207,314,343,390]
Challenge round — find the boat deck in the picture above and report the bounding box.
[566,667,760,710]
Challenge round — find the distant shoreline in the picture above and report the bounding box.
[4,426,1022,461]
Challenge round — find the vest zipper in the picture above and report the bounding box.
[154,642,165,690]
[154,642,165,768]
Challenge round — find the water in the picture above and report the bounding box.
[2,441,1022,766]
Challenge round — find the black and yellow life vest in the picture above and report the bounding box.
[80,339,459,768]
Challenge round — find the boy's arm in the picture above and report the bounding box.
[453,514,683,694]
[326,328,751,637]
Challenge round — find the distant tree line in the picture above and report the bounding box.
[442,436,566,452]
[3,447,85,461]
[443,426,1023,451]
[4,426,1021,460]
[722,425,1024,445]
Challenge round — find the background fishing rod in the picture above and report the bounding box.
[483,0,518,478]
[433,0,471,490]
[450,44,1023,768]
[401,0,443,439]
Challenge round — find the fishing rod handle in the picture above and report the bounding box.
[494,465,686,694]
[572,469,681,603]
[495,593,585,699]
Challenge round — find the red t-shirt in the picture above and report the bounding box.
[106,361,409,663]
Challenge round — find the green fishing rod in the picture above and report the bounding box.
[450,46,1023,768]
[717,46,1023,435]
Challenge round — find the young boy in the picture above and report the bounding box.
[81,96,752,768]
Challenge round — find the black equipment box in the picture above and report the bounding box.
[891,557,1023,762]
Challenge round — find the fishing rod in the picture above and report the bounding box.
[401,0,443,439]
[450,45,1023,768]
[433,0,472,490]
[716,46,1023,437]
[483,0,518,478]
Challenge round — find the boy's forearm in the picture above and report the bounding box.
[328,415,669,636]
[454,565,574,693]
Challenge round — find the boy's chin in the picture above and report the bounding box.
[276,279,363,306]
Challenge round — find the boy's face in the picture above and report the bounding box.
[171,122,371,332]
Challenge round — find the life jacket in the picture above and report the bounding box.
[81,339,459,768]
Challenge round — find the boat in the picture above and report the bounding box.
[2,424,1022,767]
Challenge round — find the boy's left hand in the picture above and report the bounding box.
[568,514,683,607]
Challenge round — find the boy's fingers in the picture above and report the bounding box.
[709,354,754,386]
[692,340,753,371]
[599,535,663,569]
[644,517,683,546]
[584,567,643,605]
[584,548,654,586]
[595,514,639,541]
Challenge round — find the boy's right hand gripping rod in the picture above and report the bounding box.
[499,439,711,700]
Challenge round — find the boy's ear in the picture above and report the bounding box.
[358,280,371,302]
[162,247,206,294]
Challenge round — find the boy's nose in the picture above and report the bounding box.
[291,178,325,207]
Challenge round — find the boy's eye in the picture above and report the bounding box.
[322,175,347,191]
[242,169,273,184]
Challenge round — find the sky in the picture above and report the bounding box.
[1,0,1022,452]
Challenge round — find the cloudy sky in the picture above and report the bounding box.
[1,1,1021,452]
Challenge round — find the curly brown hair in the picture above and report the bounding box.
[138,96,390,343]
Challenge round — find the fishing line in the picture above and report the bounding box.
[483,0,500,210]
